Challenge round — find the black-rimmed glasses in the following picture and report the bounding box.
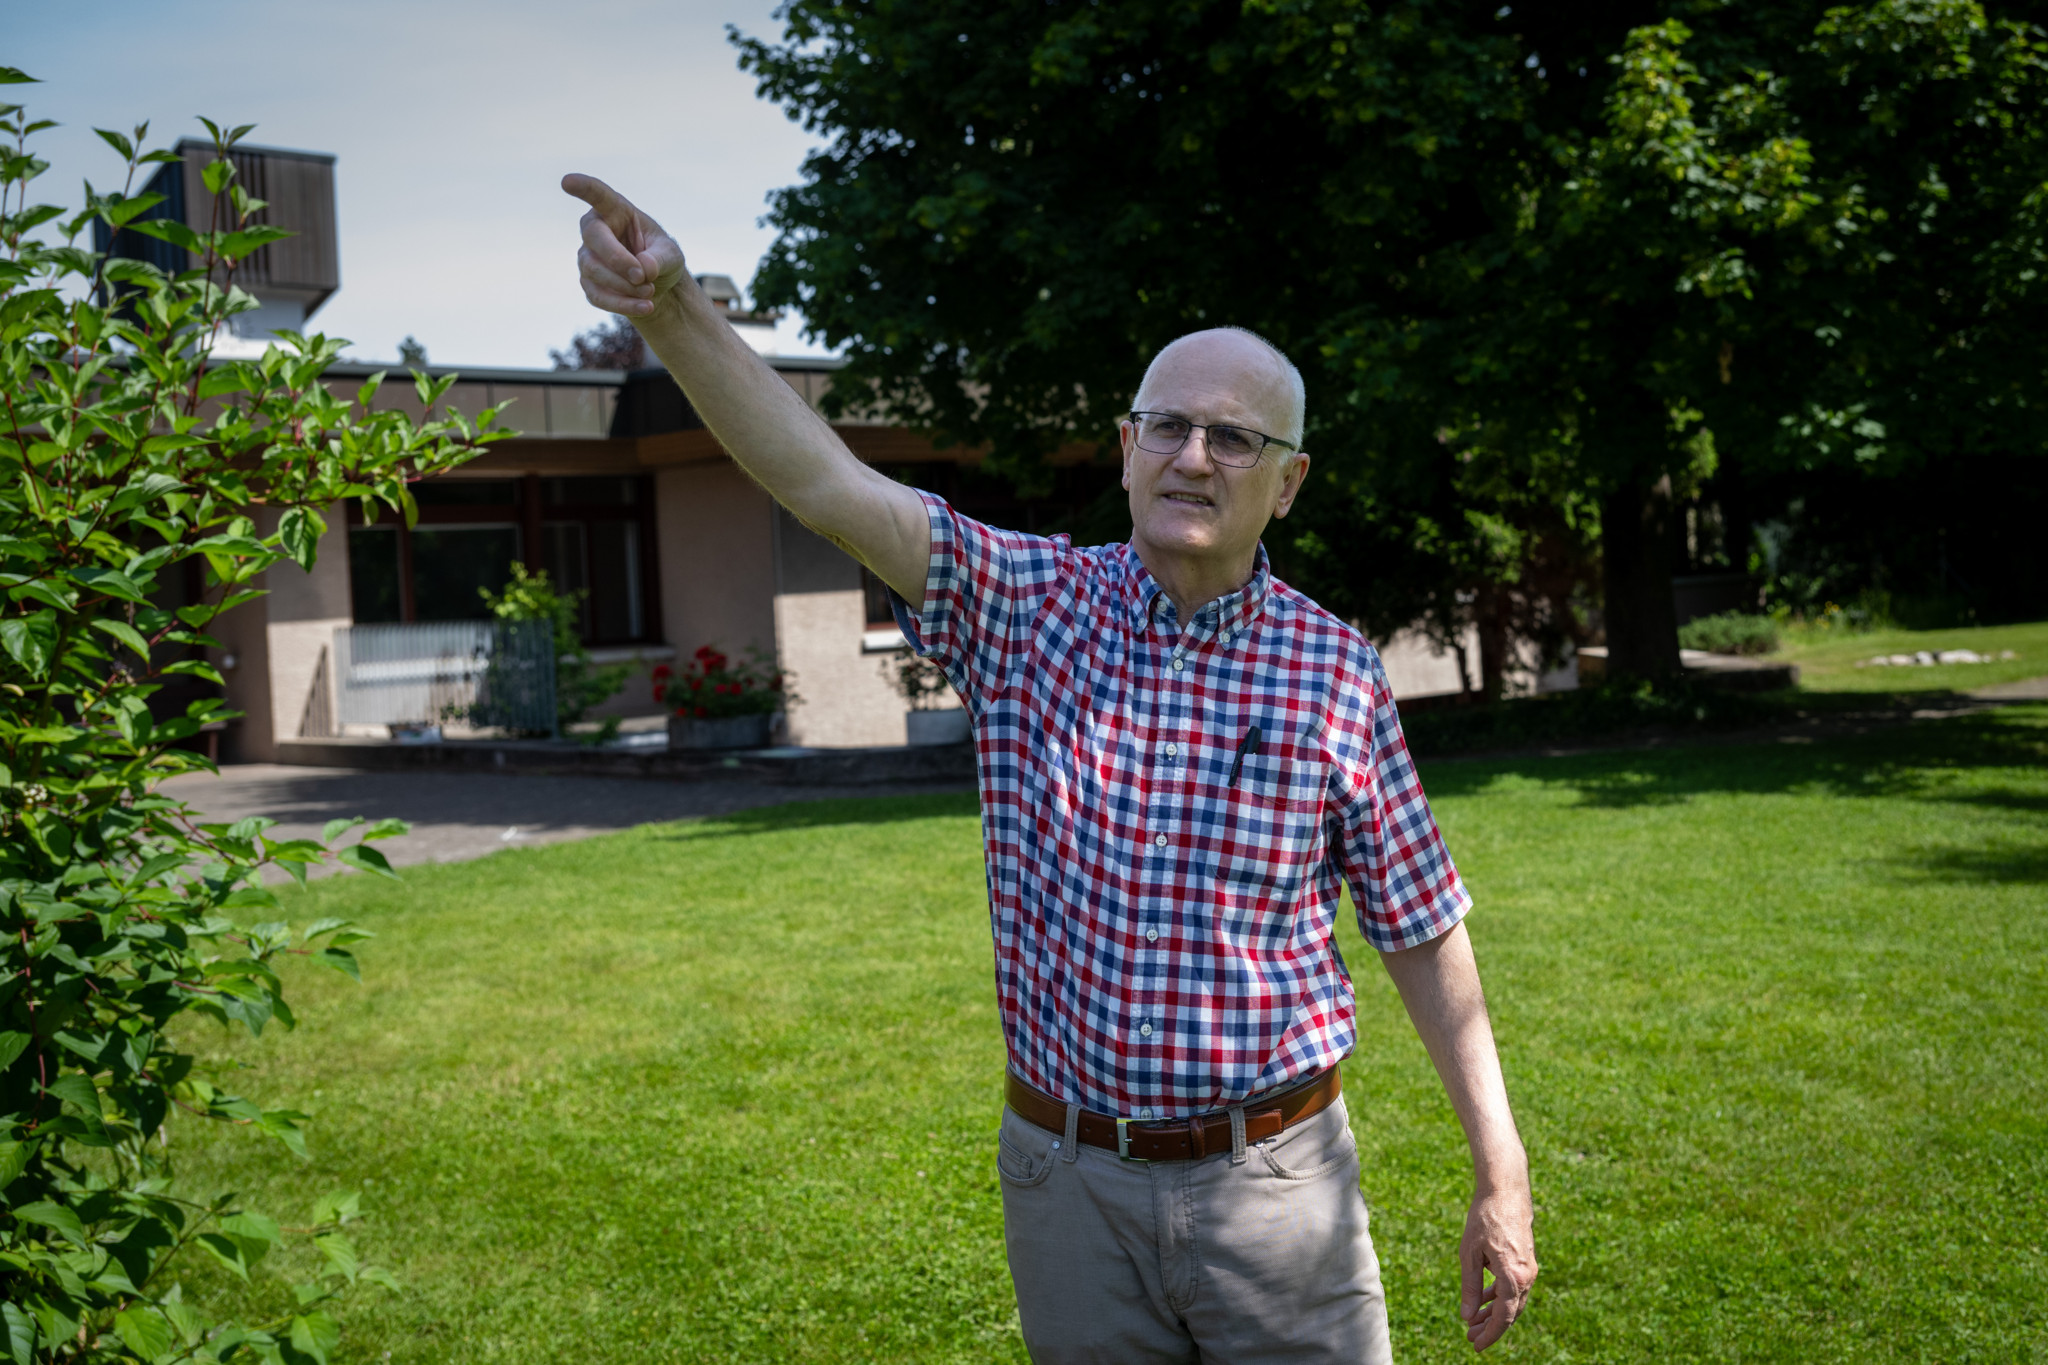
[1127,411,1298,468]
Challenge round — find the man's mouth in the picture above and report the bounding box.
[1162,492,1214,507]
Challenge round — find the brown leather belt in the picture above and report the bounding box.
[1005,1068,1341,1162]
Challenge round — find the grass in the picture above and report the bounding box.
[170,706,2048,1362]
[1769,618,2048,693]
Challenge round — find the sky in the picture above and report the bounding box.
[3,0,836,367]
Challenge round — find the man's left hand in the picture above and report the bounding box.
[1459,1181,1537,1350]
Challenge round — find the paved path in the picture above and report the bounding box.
[1970,674,2048,701]
[160,765,971,873]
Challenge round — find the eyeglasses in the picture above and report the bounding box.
[1127,411,1299,468]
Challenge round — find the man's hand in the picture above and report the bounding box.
[1379,921,1538,1351]
[562,173,687,317]
[1459,1180,1537,1350]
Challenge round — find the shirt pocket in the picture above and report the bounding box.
[1215,752,1329,939]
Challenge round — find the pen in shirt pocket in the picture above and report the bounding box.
[1227,724,1262,786]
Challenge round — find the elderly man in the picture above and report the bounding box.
[565,173,1537,1362]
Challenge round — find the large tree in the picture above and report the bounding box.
[736,0,2048,678]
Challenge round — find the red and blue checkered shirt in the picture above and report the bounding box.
[894,492,1470,1120]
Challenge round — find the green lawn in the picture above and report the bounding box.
[172,706,2048,1362]
[1770,618,2048,693]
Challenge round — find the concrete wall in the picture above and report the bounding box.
[214,506,351,762]
[1372,625,1478,701]
[771,505,945,748]
[653,462,777,663]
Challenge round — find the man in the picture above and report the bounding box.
[564,173,1537,1361]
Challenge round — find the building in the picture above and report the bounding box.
[101,140,1121,760]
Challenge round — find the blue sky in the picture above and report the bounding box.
[3,0,835,366]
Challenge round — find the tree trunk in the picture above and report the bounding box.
[1475,583,1511,700]
[1601,474,1683,680]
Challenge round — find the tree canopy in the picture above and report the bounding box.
[736,0,2048,677]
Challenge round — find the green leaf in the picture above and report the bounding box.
[0,1302,34,1365]
[0,610,57,676]
[0,1138,35,1192]
[361,817,411,842]
[336,844,398,879]
[45,1072,103,1117]
[201,157,235,196]
[314,947,361,981]
[0,67,40,85]
[0,1030,28,1071]
[114,1307,174,1361]
[95,127,136,160]
[196,1231,253,1281]
[9,1200,87,1246]
[125,218,203,255]
[310,1189,361,1227]
[315,1231,359,1281]
[288,1311,340,1365]
[162,659,227,685]
[279,506,324,572]
[90,617,151,659]
[320,817,364,842]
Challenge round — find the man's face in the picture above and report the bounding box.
[1120,335,1310,578]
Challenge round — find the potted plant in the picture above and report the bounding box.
[886,651,970,745]
[656,645,795,749]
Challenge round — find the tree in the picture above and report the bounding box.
[1,84,503,1360]
[397,334,427,366]
[550,313,646,371]
[734,0,2048,679]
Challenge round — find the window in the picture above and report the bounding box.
[860,566,897,628]
[410,525,521,620]
[345,473,658,643]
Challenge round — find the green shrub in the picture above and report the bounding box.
[476,562,631,736]
[1678,611,1781,655]
[0,90,500,1362]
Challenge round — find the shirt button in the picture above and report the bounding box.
[1145,927,1159,942]
[1171,658,1185,671]
[1154,833,1168,847]
[1164,744,1177,757]
[1139,1022,1154,1038]
[1141,1108,1155,1120]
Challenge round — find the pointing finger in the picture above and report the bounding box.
[561,171,625,221]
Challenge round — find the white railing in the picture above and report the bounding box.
[333,621,556,734]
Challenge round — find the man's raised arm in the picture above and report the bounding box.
[562,174,931,602]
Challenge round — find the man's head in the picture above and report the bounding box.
[1120,328,1310,601]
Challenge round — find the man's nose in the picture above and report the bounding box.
[1170,427,1216,475]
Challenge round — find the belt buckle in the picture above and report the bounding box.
[1116,1117,1149,1162]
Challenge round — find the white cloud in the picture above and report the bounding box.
[2,0,837,367]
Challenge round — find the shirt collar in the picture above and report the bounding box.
[1120,542,1272,644]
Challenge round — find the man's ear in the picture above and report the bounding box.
[1119,420,1136,491]
[1272,451,1311,518]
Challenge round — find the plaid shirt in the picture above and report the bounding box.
[894,492,1470,1120]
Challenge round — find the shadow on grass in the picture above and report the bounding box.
[1422,704,2048,813]
[654,789,981,840]
[1894,844,2048,885]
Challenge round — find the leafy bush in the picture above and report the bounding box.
[476,562,630,736]
[1678,611,1781,656]
[880,651,950,711]
[653,646,794,719]
[1,86,499,1362]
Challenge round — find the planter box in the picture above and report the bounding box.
[905,709,971,746]
[668,713,773,751]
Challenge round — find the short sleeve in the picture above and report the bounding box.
[1329,652,1472,952]
[889,490,1067,710]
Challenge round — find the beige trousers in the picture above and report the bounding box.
[998,1095,1392,1364]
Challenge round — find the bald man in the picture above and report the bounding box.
[567,174,1536,1362]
